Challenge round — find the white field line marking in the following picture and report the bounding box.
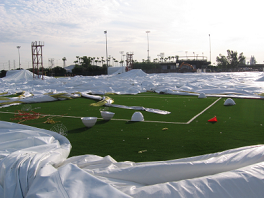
[0,98,221,125]
[0,111,187,124]
[186,97,222,124]
[112,96,196,99]
[141,120,187,124]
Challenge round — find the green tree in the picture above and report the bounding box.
[80,56,92,68]
[216,54,229,68]
[52,66,66,76]
[216,50,245,70]
[250,56,257,65]
[0,70,7,78]
[133,62,161,70]
[72,65,84,74]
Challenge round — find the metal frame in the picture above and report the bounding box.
[126,52,134,71]
[31,41,44,79]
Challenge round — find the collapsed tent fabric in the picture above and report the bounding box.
[1,70,264,99]
[1,121,264,197]
[4,70,36,82]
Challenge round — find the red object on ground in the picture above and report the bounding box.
[208,116,217,122]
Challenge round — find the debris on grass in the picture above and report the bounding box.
[11,110,45,123]
[90,96,114,106]
[208,116,217,122]
[43,117,60,124]
[162,128,168,131]
[138,150,147,153]
[224,98,236,106]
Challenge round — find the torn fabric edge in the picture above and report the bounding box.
[105,103,171,115]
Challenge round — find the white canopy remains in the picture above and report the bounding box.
[0,69,263,112]
[0,121,264,198]
[1,70,264,197]
[0,69,264,99]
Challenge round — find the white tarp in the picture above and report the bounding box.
[0,70,263,111]
[1,70,264,98]
[4,69,48,82]
[1,121,264,197]
[107,66,126,75]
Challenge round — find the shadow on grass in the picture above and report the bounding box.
[96,120,111,125]
[125,121,139,124]
[208,121,217,124]
[68,127,88,133]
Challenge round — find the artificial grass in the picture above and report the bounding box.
[0,93,263,162]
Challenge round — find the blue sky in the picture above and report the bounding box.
[0,0,263,69]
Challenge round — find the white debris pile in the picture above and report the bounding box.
[1,121,264,198]
[0,70,264,99]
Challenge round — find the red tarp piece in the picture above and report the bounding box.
[208,116,217,122]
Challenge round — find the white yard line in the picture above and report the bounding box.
[0,111,187,124]
[112,96,196,99]
[186,97,222,124]
[141,120,188,124]
[0,98,221,125]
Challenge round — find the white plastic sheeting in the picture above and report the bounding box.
[1,121,264,197]
[1,70,264,99]
[107,66,126,75]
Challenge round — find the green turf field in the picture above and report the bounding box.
[0,92,264,162]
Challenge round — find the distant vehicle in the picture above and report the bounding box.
[179,62,196,73]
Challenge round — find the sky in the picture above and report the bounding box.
[0,0,263,70]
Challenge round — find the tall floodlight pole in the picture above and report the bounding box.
[104,31,108,67]
[146,31,150,61]
[209,34,211,63]
[120,51,124,67]
[17,46,21,69]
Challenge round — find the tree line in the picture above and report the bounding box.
[0,50,258,78]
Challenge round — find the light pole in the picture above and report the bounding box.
[120,51,124,67]
[146,31,150,61]
[104,31,108,67]
[209,34,211,63]
[17,46,21,69]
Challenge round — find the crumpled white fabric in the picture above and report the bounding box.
[1,70,264,98]
[1,121,264,197]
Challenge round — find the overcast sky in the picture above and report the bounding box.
[0,0,263,69]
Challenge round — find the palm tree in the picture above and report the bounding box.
[119,60,124,66]
[91,57,95,65]
[100,57,104,66]
[62,57,67,68]
[112,57,115,66]
[114,60,118,66]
